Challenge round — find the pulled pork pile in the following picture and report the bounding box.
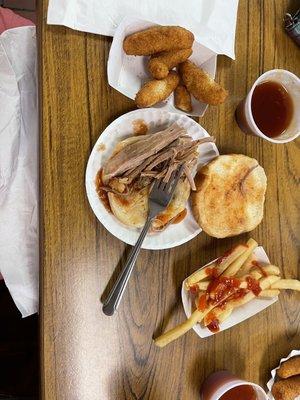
[102,123,214,194]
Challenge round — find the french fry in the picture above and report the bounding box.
[203,306,233,326]
[261,265,280,276]
[196,270,261,291]
[239,280,253,289]
[185,262,217,288]
[155,236,299,349]
[155,285,244,347]
[208,291,257,325]
[193,266,275,293]
[154,309,203,348]
[236,253,257,277]
[219,308,233,323]
[194,281,209,291]
[247,270,262,280]
[259,289,280,298]
[239,266,280,285]
[255,275,281,291]
[271,279,300,291]
[185,244,248,287]
[200,268,266,297]
[238,265,280,289]
[232,275,281,307]
[208,270,262,300]
[222,238,258,277]
[207,275,281,324]
[155,303,215,348]
[209,277,295,332]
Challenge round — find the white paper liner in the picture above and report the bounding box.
[181,246,278,338]
[267,349,300,400]
[0,26,38,317]
[107,16,217,117]
[85,108,219,250]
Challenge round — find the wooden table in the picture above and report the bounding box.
[40,1,300,399]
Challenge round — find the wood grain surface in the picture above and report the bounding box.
[40,1,300,399]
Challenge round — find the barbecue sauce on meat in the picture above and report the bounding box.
[171,208,187,224]
[155,208,188,228]
[95,169,188,227]
[95,169,112,213]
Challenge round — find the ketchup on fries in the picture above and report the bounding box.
[154,238,300,348]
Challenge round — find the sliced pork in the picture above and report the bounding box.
[101,123,214,193]
[103,123,186,179]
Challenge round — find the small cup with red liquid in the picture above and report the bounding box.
[200,371,269,400]
[236,69,300,143]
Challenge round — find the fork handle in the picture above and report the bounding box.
[102,216,153,316]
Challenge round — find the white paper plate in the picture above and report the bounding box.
[107,16,217,117]
[85,108,219,250]
[181,246,278,338]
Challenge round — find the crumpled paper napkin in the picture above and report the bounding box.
[47,0,239,59]
[0,22,38,317]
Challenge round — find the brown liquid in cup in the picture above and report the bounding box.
[219,384,257,400]
[251,81,293,138]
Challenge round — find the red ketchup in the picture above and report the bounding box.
[198,273,243,333]
[246,277,262,296]
[195,247,262,334]
[205,267,219,278]
[206,312,220,333]
[207,276,241,305]
[251,261,268,277]
[198,294,207,312]
[189,284,199,295]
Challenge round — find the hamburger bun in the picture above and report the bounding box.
[108,177,190,230]
[191,155,267,238]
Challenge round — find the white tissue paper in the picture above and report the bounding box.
[0,26,38,317]
[47,0,239,59]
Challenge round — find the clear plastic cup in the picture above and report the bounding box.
[235,69,300,144]
[200,371,268,400]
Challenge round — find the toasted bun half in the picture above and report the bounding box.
[109,178,190,229]
[191,155,267,238]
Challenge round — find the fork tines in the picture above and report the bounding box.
[151,164,184,195]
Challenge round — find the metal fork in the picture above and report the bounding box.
[102,165,184,316]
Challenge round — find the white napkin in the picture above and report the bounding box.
[0,26,38,317]
[47,0,239,59]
